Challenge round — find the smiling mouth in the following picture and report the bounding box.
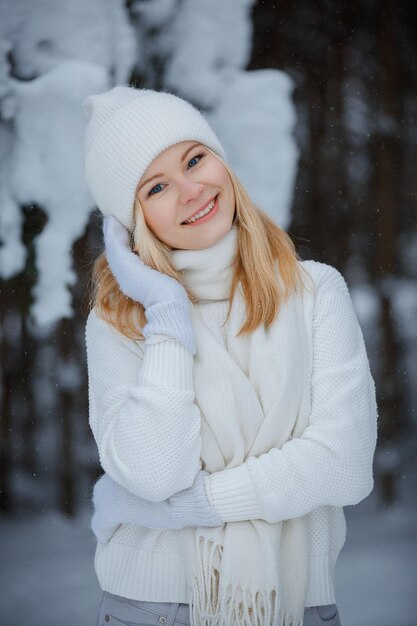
[181,195,218,224]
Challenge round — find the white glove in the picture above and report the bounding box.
[168,471,225,528]
[91,473,179,543]
[103,216,196,355]
[90,470,224,544]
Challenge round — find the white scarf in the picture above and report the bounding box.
[171,225,312,626]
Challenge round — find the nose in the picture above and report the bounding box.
[177,176,204,205]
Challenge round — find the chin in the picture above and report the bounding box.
[187,221,234,250]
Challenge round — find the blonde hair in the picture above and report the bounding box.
[87,147,312,340]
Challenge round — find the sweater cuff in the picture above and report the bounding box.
[137,340,194,391]
[205,464,262,523]
[144,334,177,345]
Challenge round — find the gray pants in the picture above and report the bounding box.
[96,591,342,625]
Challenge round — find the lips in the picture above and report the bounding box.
[181,195,218,224]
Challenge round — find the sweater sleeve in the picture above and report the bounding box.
[85,309,202,502]
[205,264,378,523]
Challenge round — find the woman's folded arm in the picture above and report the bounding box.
[85,309,202,502]
[205,266,378,523]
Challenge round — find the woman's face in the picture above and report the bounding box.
[135,141,236,250]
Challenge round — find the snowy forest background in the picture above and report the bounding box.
[0,1,416,625]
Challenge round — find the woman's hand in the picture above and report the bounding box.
[90,470,224,544]
[91,472,182,543]
[103,215,188,309]
[168,470,224,528]
[103,216,196,354]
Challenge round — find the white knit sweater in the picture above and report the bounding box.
[85,251,378,606]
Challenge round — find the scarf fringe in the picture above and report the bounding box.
[190,535,303,626]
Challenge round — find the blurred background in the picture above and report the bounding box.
[0,1,416,625]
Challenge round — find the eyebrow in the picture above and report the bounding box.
[137,142,201,192]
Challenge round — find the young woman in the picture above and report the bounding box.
[82,86,378,626]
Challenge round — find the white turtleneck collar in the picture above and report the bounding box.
[170,224,238,301]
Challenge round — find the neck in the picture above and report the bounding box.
[171,225,238,301]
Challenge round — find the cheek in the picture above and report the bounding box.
[212,163,233,193]
[142,199,175,232]
[218,169,234,202]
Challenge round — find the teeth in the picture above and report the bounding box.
[184,198,216,224]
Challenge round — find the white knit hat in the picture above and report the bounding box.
[82,86,226,231]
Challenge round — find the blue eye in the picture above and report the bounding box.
[188,153,205,168]
[148,183,165,196]
[146,153,205,197]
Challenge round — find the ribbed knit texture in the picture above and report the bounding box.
[82,86,226,231]
[138,338,194,391]
[85,229,378,611]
